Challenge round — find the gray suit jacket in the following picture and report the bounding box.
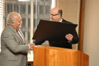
[0,25,29,66]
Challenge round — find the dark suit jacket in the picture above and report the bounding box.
[33,19,79,49]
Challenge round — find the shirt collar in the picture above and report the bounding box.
[59,19,63,22]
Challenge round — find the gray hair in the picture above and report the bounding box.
[7,12,21,24]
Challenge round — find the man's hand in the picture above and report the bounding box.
[29,43,35,50]
[65,34,73,41]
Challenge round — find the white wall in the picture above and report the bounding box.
[83,0,99,66]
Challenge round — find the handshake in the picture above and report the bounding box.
[29,43,35,50]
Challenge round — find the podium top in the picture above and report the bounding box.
[34,45,82,53]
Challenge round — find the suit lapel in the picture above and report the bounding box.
[8,25,25,44]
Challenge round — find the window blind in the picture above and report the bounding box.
[0,0,3,52]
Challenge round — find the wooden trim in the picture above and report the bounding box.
[78,0,85,51]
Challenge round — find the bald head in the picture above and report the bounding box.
[50,7,63,22]
[51,7,62,17]
[7,12,22,30]
[7,12,21,24]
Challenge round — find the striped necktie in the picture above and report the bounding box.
[16,30,24,41]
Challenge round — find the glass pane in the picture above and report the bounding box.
[22,18,26,27]
[14,4,18,12]
[28,4,30,14]
[45,5,50,14]
[33,0,51,32]
[28,18,30,29]
[33,4,36,14]
[39,5,44,14]
[20,4,26,14]
[7,4,12,13]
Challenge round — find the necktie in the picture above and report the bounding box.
[16,30,24,42]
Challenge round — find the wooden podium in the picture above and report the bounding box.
[34,46,89,66]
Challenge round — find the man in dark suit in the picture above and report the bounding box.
[33,7,79,49]
[0,12,34,66]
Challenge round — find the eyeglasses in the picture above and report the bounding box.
[50,14,59,16]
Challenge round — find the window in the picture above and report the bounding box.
[0,0,3,52]
[4,0,52,43]
[5,1,31,44]
[33,0,52,32]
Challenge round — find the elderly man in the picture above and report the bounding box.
[0,12,34,66]
[33,7,79,49]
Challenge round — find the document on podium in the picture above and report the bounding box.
[33,20,77,40]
